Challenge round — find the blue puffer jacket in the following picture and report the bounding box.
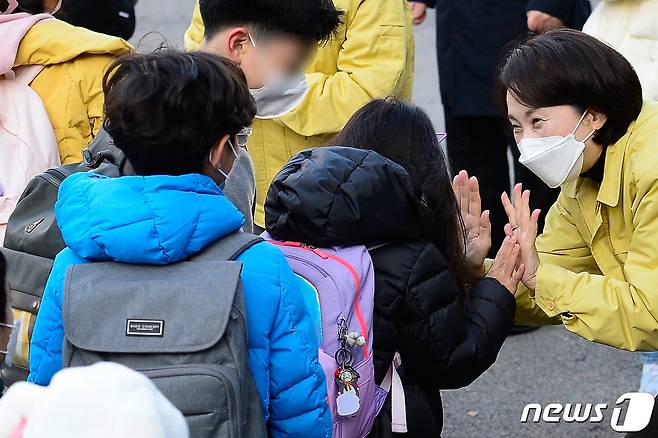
[28,172,332,438]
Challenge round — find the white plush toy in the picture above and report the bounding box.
[0,362,189,438]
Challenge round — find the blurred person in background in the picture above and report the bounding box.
[183,0,343,232]
[583,0,658,397]
[186,0,416,232]
[0,0,132,164]
[407,0,590,257]
[58,0,138,40]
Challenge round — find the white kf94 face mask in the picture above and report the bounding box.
[517,109,596,188]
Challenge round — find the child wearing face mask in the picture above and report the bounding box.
[186,0,415,233]
[27,50,332,438]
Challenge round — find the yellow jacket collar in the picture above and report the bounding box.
[562,123,631,207]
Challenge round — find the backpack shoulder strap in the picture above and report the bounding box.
[193,231,264,263]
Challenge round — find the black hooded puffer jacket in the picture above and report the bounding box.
[265,147,516,437]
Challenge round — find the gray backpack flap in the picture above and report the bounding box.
[62,232,266,438]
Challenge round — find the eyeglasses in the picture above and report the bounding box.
[236,127,253,149]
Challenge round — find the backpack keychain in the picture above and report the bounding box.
[334,319,363,417]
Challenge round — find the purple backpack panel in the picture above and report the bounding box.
[265,235,387,438]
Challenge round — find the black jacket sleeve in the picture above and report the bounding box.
[380,243,516,390]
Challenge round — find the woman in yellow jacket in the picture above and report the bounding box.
[454,29,658,353]
[185,0,416,228]
[7,0,132,164]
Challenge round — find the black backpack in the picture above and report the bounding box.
[1,130,126,385]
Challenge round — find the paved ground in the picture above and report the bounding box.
[132,2,641,437]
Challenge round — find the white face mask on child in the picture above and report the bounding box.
[209,139,239,179]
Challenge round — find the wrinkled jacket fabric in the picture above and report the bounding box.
[265,147,516,435]
[28,172,332,438]
[506,103,658,351]
[13,19,132,163]
[185,0,416,227]
[584,0,658,100]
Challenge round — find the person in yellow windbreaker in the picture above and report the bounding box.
[186,0,416,229]
[5,0,132,164]
[454,29,658,355]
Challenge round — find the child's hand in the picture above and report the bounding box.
[452,170,491,278]
[486,235,524,294]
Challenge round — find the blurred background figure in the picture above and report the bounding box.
[407,0,591,257]
[4,0,138,38]
[583,0,658,397]
[584,0,658,101]
[58,0,138,40]
[0,362,189,438]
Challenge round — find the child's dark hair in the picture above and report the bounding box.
[332,98,472,297]
[199,0,342,44]
[0,251,7,324]
[102,50,256,176]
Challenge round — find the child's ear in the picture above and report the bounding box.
[208,135,230,169]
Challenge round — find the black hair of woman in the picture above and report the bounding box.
[497,28,642,148]
[332,97,473,297]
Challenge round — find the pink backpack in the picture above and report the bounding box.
[0,12,61,245]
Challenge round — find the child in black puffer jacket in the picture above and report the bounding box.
[265,98,524,437]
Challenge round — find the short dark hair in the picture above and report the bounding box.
[498,28,643,147]
[0,251,7,324]
[199,0,342,43]
[103,50,256,176]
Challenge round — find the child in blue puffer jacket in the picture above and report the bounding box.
[27,50,332,438]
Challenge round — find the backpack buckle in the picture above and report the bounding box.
[83,148,109,169]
